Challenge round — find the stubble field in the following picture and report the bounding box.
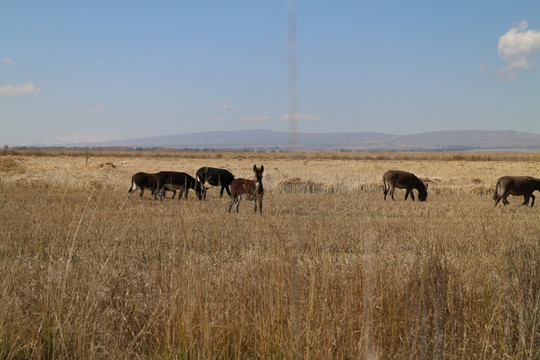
[0,151,539,359]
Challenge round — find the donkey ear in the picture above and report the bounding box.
[260,165,264,172]
[253,165,257,172]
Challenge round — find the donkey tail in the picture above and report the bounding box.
[382,177,390,192]
[128,178,137,194]
[493,180,500,200]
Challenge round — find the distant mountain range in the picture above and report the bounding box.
[68,129,540,151]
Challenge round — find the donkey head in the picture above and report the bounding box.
[418,183,428,202]
[194,180,204,200]
[253,165,264,178]
[253,165,264,192]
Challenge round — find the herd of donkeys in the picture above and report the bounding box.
[128,166,540,213]
[128,166,265,213]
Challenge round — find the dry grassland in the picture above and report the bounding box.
[0,151,539,359]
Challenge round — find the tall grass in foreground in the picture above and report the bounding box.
[0,153,539,358]
[1,183,539,359]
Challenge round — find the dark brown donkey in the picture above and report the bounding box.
[128,172,177,199]
[493,176,540,207]
[196,167,235,199]
[152,171,203,201]
[228,165,264,213]
[128,172,155,198]
[383,170,428,201]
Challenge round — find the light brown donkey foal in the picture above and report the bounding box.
[228,165,264,214]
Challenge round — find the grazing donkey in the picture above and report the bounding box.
[493,176,540,207]
[228,165,264,214]
[196,167,235,199]
[152,171,203,201]
[383,170,428,202]
[128,172,160,198]
[128,172,177,199]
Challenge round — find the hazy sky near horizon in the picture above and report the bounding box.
[1,1,540,146]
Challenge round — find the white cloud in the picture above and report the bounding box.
[497,20,540,82]
[280,113,320,122]
[0,82,41,96]
[3,58,14,65]
[241,115,270,123]
[85,105,106,113]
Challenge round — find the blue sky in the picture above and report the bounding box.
[1,1,540,146]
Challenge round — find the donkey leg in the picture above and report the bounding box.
[220,186,225,198]
[153,185,161,201]
[410,190,415,201]
[404,189,410,201]
[139,188,144,199]
[522,194,530,206]
[530,194,535,207]
[390,187,395,201]
[259,198,263,214]
[228,196,235,213]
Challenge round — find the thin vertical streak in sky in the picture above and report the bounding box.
[288,0,297,147]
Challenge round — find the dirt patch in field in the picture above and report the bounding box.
[279,177,324,193]
[422,176,443,184]
[98,162,117,169]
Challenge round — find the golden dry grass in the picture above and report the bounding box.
[0,152,539,359]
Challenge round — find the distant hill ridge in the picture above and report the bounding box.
[73,129,540,150]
